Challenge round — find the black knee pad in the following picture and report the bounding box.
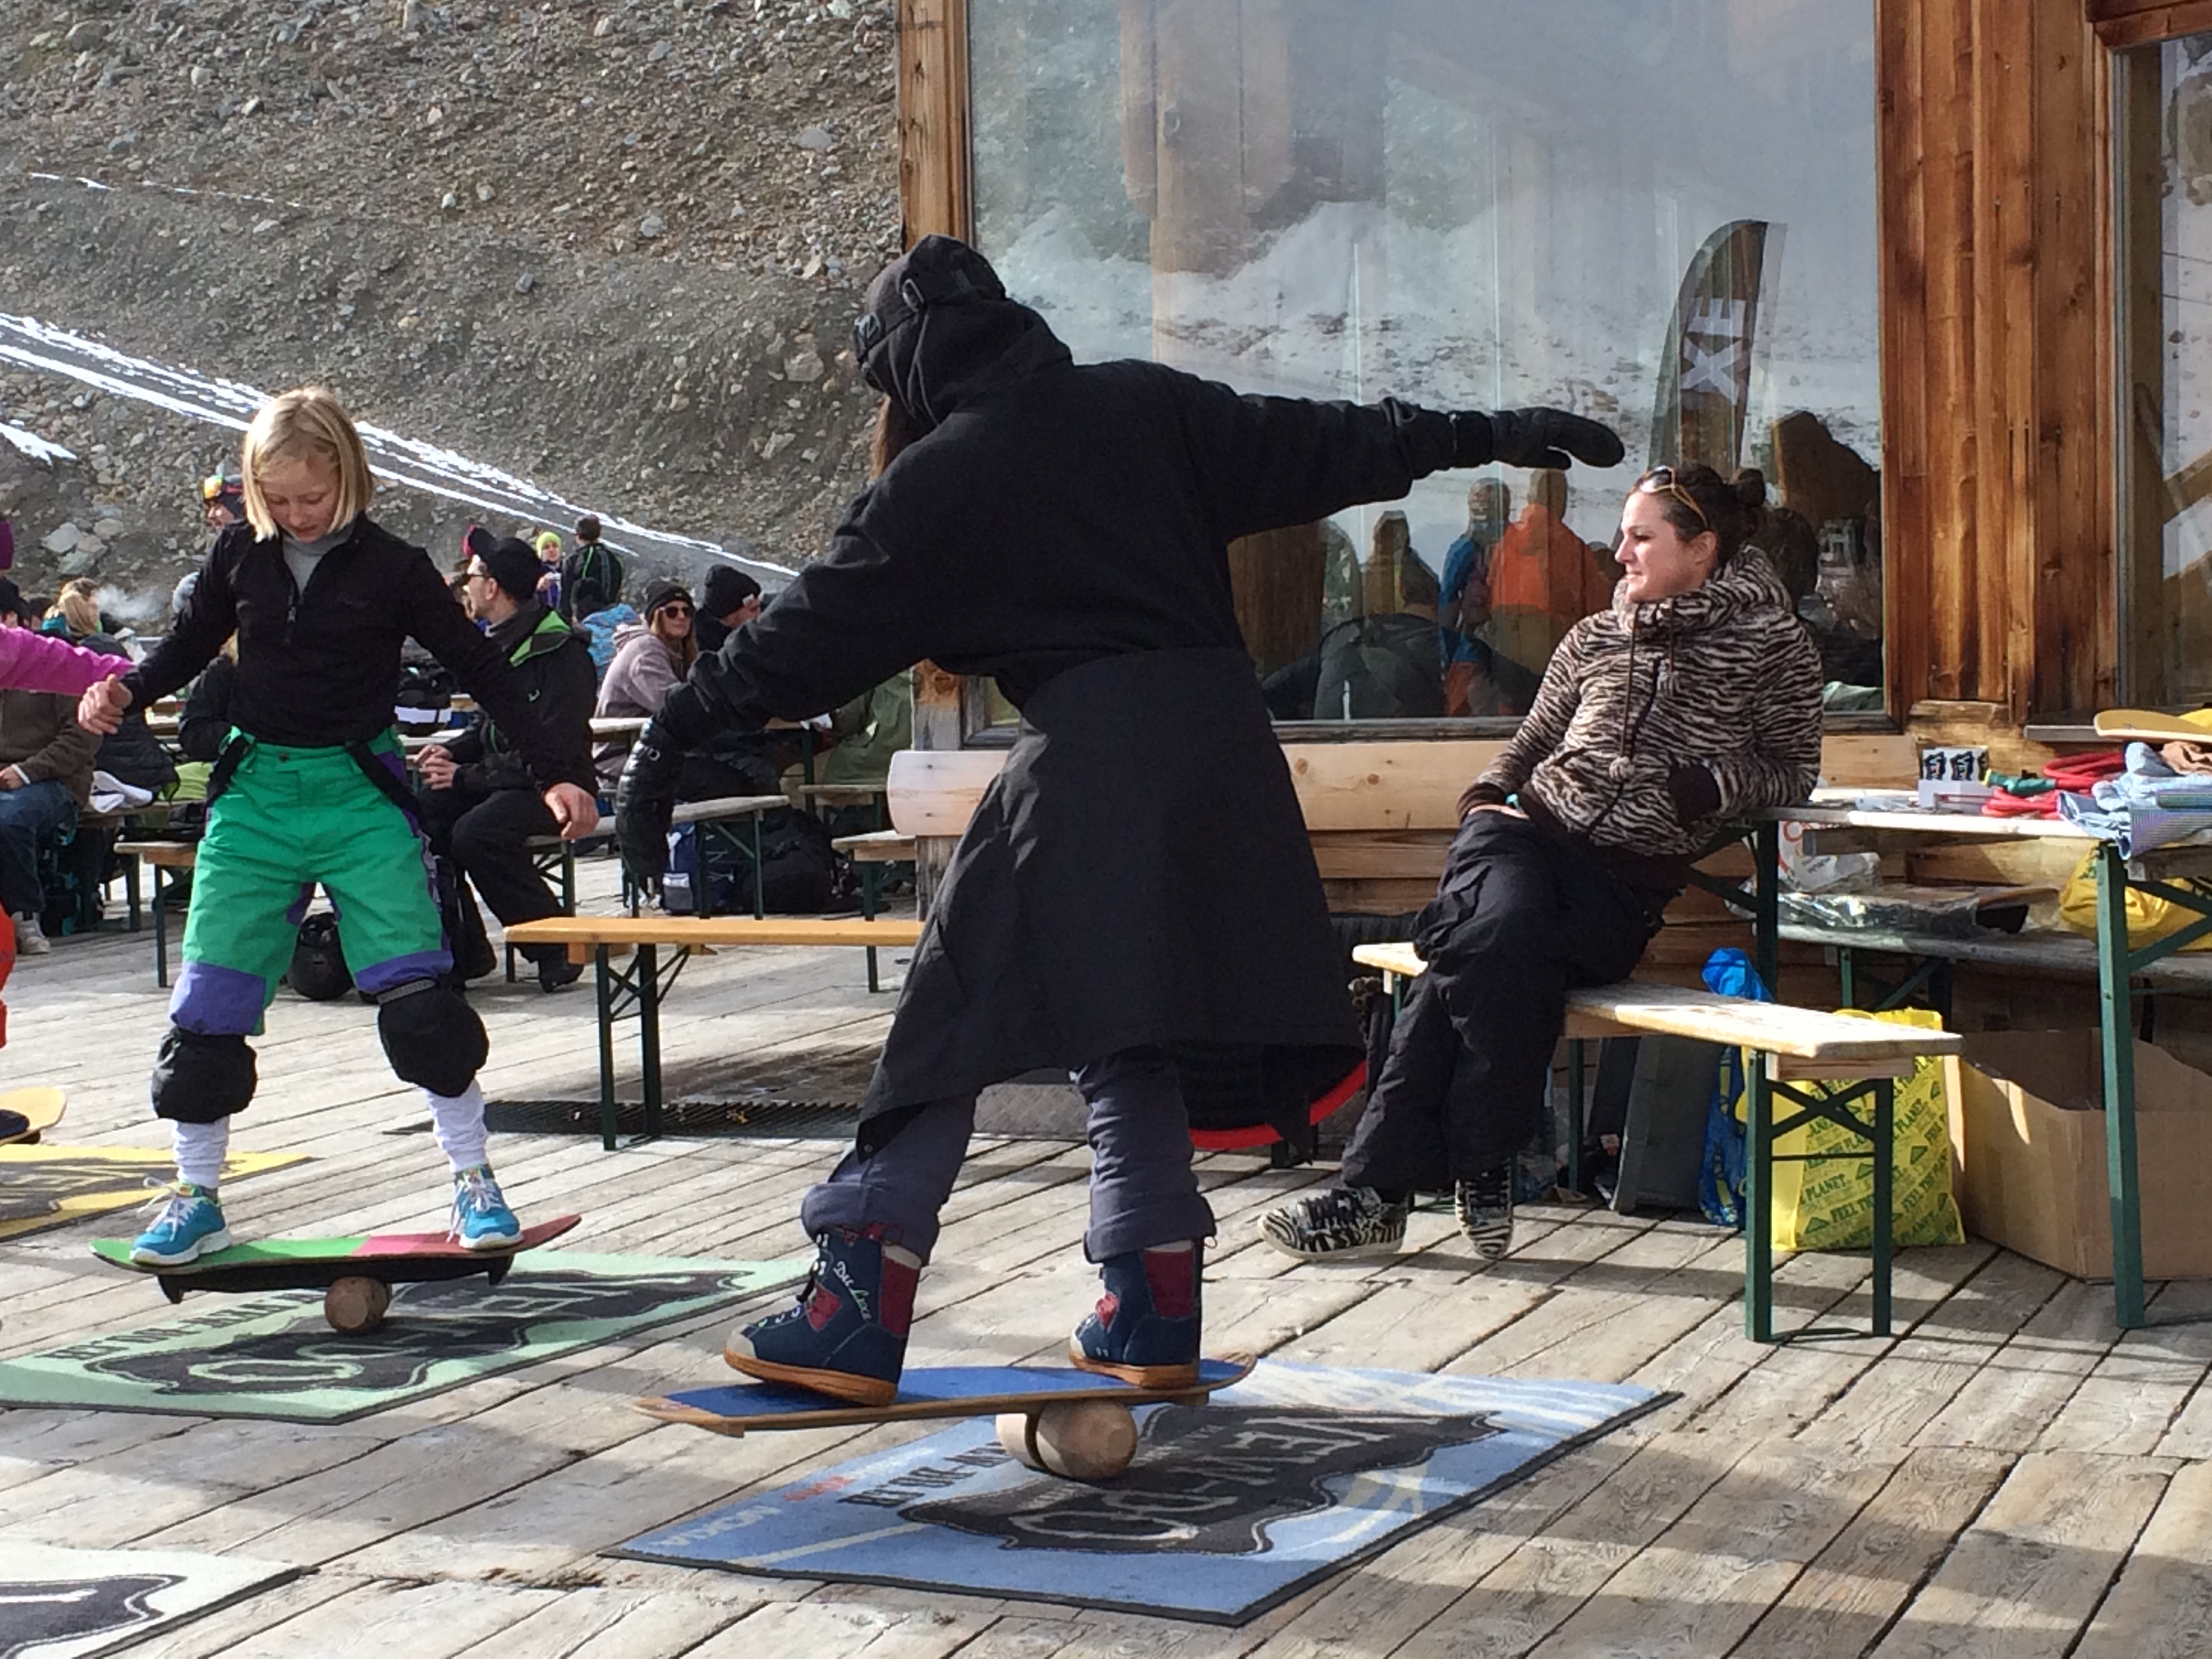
[375,979,488,1097]
[150,1027,257,1124]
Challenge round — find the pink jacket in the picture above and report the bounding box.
[0,627,129,698]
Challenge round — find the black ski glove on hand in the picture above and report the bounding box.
[1452,408,1626,471]
[614,722,683,890]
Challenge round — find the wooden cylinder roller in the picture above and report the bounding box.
[996,1399,1138,1481]
[324,1275,392,1334]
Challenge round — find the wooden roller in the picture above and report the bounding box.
[996,1399,1138,1481]
[324,1275,392,1335]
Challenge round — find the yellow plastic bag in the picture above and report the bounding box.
[1734,1007,1965,1253]
[2057,851,2212,950]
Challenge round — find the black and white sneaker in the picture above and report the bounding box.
[1454,1166,1515,1263]
[1259,1186,1410,1261]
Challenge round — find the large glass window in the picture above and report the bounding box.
[968,0,1884,726]
[2119,33,2212,707]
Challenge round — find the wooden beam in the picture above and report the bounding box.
[897,0,971,243]
[2090,1,2212,49]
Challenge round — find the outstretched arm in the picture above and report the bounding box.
[1163,370,1623,545]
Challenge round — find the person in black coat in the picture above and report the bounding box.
[613,234,1622,1406]
[417,532,599,993]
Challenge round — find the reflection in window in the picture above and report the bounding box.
[2120,34,2212,707]
[968,0,1885,720]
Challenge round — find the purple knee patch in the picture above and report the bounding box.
[169,961,270,1034]
[353,948,453,996]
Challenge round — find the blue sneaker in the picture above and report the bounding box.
[724,1227,920,1407]
[449,1166,523,1250]
[1070,1240,1202,1389]
[129,1181,230,1267]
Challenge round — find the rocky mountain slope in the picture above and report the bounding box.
[0,0,902,611]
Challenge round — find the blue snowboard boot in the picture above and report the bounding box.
[725,1226,920,1407]
[1069,1239,1202,1389]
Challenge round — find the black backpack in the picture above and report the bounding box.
[289,913,354,1001]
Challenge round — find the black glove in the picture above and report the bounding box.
[1666,762,1723,826]
[1452,408,1626,472]
[613,719,684,890]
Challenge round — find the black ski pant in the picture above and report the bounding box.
[415,785,565,968]
[1341,810,1665,1195]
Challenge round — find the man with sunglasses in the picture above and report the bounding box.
[417,529,596,992]
[614,233,1624,1408]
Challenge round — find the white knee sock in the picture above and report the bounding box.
[428,1082,490,1174]
[172,1118,230,1192]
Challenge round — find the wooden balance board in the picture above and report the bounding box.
[637,1355,1256,1482]
[0,1087,65,1146]
[90,1214,581,1334]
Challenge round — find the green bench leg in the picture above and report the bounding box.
[638,942,663,1139]
[860,861,887,993]
[596,945,617,1151]
[1566,1039,1586,1195]
[2096,843,2148,1330]
[152,863,170,990]
[1743,1050,1773,1343]
[1872,1076,1894,1337]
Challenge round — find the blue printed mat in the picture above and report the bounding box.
[613,1362,1666,1624]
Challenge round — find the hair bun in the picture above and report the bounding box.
[1731,468,1767,508]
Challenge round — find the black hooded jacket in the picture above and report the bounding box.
[126,516,594,792]
[685,243,1460,731]
[668,237,1471,1143]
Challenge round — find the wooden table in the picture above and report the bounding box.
[1755,793,2212,1330]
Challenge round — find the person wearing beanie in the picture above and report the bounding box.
[612,232,1624,1408]
[559,512,626,624]
[695,565,764,655]
[592,579,697,792]
[415,529,597,994]
[532,529,563,612]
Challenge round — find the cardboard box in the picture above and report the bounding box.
[1946,1030,2212,1281]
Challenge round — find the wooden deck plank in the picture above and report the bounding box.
[1732,1446,2013,1658]
[1521,1445,1902,1658]
[1384,1429,1748,1659]
[185,1578,561,1659]
[1867,1452,2172,1658]
[2072,1460,2212,1659]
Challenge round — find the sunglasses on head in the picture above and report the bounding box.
[1636,464,1711,529]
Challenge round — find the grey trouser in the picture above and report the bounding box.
[799,1046,1216,1262]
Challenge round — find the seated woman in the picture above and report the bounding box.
[1259,463,1824,1264]
[594,579,772,799]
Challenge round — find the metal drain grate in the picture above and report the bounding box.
[387,1099,863,1139]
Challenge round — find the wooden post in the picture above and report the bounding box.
[897,0,972,903]
[1876,0,2112,719]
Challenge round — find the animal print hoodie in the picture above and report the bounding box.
[1462,547,1823,867]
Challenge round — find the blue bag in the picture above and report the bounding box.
[1696,947,1773,1229]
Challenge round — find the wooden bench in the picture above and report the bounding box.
[1352,941,1964,1344]
[503,914,926,1147]
[798,782,889,828]
[112,840,198,987]
[658,795,794,919]
[832,830,917,989]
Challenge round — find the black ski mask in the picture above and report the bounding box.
[851,235,1069,433]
